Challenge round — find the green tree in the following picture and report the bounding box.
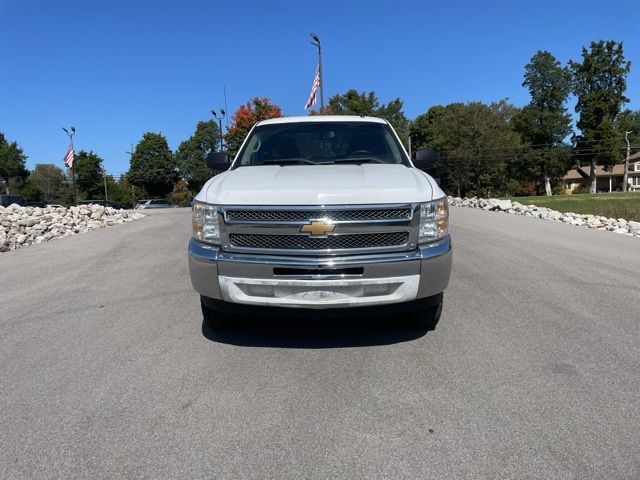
[569,40,631,193]
[615,109,640,191]
[377,98,411,146]
[327,90,411,146]
[410,106,447,152]
[128,132,177,197]
[411,101,522,197]
[512,50,573,195]
[615,109,640,144]
[29,164,66,202]
[73,150,105,200]
[106,176,146,208]
[18,180,44,201]
[0,133,28,194]
[327,89,379,115]
[225,98,283,157]
[175,120,221,192]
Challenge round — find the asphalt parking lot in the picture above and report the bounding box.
[1,207,639,479]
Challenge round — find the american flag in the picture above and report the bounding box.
[63,144,74,168]
[304,64,320,109]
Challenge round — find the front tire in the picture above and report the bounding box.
[201,297,232,329]
[409,294,443,331]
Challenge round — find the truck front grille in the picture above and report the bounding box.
[225,208,412,223]
[229,232,409,251]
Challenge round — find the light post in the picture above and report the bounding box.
[62,126,77,205]
[310,32,324,110]
[211,109,225,152]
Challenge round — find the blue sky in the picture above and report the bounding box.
[2,0,639,175]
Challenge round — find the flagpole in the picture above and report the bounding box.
[63,127,77,205]
[310,33,324,111]
[70,135,76,206]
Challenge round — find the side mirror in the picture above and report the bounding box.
[206,152,231,170]
[413,148,438,171]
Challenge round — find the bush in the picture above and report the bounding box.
[551,179,566,195]
[508,180,538,197]
[572,184,589,195]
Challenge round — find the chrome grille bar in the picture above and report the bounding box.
[229,232,409,251]
[225,208,412,223]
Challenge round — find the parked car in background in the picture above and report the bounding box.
[80,199,125,209]
[24,200,47,208]
[134,199,173,209]
[0,194,25,207]
[46,204,64,208]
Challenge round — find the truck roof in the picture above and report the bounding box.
[256,115,388,126]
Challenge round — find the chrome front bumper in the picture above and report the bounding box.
[188,236,452,309]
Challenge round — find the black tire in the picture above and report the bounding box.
[201,297,232,329]
[409,294,443,331]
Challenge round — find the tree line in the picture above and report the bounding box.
[2,39,638,204]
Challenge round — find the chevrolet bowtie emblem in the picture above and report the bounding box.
[300,220,335,236]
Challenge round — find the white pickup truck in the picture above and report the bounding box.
[188,116,451,329]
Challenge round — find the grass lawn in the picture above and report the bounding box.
[506,192,640,222]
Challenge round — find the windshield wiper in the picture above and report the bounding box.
[329,157,386,164]
[258,158,318,166]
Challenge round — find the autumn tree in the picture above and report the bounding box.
[175,120,221,192]
[512,51,573,195]
[128,132,177,197]
[569,40,631,193]
[225,98,282,157]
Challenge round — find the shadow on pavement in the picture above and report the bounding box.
[201,315,428,348]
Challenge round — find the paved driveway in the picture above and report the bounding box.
[1,207,638,479]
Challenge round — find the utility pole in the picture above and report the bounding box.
[211,109,225,152]
[624,130,633,192]
[310,33,324,110]
[127,143,135,205]
[62,127,77,205]
[103,169,109,201]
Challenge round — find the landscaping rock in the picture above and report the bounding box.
[447,196,639,239]
[0,205,145,252]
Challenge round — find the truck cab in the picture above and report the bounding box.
[188,116,452,330]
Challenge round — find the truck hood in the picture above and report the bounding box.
[198,164,443,205]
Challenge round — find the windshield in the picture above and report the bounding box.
[235,122,408,167]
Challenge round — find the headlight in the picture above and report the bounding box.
[419,198,449,243]
[192,200,220,244]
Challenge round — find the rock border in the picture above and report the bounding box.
[1,204,145,252]
[448,197,640,238]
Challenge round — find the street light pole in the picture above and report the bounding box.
[211,109,226,152]
[62,126,77,205]
[310,33,324,110]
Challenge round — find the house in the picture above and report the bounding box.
[563,152,640,193]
